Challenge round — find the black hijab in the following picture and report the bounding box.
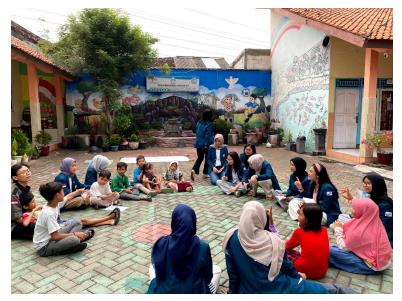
[290,157,307,180]
[363,172,393,205]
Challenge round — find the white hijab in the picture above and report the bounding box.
[88,155,111,173]
[222,201,285,281]
[248,154,265,171]
[214,133,224,149]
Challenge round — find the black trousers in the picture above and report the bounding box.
[192,148,209,175]
[11,223,35,240]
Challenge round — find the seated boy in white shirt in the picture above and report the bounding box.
[33,182,94,257]
[89,170,120,208]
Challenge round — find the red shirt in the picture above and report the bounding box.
[285,227,329,279]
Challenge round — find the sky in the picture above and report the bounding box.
[11,7,271,65]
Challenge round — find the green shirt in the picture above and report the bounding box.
[111,174,130,192]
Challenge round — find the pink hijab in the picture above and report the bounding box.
[343,198,392,270]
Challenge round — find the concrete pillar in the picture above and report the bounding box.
[27,63,41,143]
[359,49,378,160]
[55,75,65,142]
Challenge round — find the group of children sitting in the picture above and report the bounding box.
[11,138,393,293]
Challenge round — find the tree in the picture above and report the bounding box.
[77,81,96,111]
[252,87,269,118]
[39,8,158,133]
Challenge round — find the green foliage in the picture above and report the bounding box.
[138,122,151,131]
[77,80,96,94]
[65,125,79,135]
[150,121,163,130]
[35,130,53,147]
[128,133,139,142]
[283,130,293,143]
[213,118,232,136]
[183,121,193,130]
[38,8,158,133]
[160,63,171,75]
[112,104,133,137]
[76,136,87,149]
[277,127,285,142]
[109,134,122,146]
[11,139,18,157]
[11,129,30,155]
[251,87,267,97]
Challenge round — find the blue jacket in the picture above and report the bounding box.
[224,230,328,294]
[194,121,214,149]
[377,199,393,247]
[242,160,280,191]
[54,172,89,195]
[224,164,245,184]
[84,166,98,187]
[207,145,229,173]
[239,153,251,172]
[147,240,213,294]
[285,173,310,198]
[307,182,341,225]
[130,167,143,186]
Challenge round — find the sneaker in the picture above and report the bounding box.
[161,187,174,194]
[190,170,195,181]
[203,174,210,179]
[235,191,241,198]
[147,191,157,197]
[59,242,87,255]
[140,196,153,202]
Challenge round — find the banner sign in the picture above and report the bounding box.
[146,76,199,92]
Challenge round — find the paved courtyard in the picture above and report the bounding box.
[11,146,393,294]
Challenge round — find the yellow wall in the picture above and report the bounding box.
[328,37,393,113]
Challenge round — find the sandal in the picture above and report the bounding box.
[112,208,121,225]
[83,229,95,241]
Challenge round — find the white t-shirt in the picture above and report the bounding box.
[215,149,221,167]
[231,170,239,184]
[33,198,67,250]
[90,182,112,198]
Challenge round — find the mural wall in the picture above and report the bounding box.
[270,13,330,151]
[66,69,271,132]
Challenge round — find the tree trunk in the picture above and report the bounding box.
[104,98,112,135]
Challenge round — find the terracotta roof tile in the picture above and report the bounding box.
[284,8,392,41]
[11,36,72,76]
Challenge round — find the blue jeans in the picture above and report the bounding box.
[329,245,381,275]
[210,170,224,185]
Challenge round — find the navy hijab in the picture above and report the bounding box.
[290,157,307,180]
[363,172,393,205]
[151,204,201,282]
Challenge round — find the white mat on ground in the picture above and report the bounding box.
[104,205,129,211]
[120,156,189,163]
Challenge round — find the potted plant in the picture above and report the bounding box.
[11,139,21,163]
[11,129,30,161]
[277,127,285,146]
[109,134,122,151]
[29,145,40,160]
[283,130,294,151]
[213,118,232,144]
[267,128,279,146]
[128,133,140,150]
[361,131,393,165]
[102,136,110,152]
[35,130,52,156]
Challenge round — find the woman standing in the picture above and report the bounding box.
[191,110,214,181]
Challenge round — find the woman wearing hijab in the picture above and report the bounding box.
[341,172,393,247]
[289,162,341,225]
[207,134,229,185]
[223,201,352,294]
[84,155,112,187]
[54,157,90,210]
[147,204,221,293]
[329,198,392,274]
[243,154,280,200]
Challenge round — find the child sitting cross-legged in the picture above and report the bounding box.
[163,161,193,193]
[111,162,152,202]
[285,203,329,279]
[142,163,162,194]
[33,182,94,257]
[89,170,120,208]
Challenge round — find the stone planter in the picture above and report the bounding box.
[110,145,119,152]
[13,156,23,163]
[129,141,139,150]
[228,133,238,145]
[268,134,278,145]
[377,152,393,165]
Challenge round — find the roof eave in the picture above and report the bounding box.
[273,8,392,49]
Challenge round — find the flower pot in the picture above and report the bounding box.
[110,145,119,152]
[40,146,50,156]
[268,134,278,145]
[291,143,297,152]
[14,156,23,163]
[139,142,148,149]
[128,142,139,150]
[377,152,393,165]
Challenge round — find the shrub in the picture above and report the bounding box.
[35,130,52,147]
[11,129,30,155]
[109,134,122,146]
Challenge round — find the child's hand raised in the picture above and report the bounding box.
[294,177,303,190]
[340,188,353,202]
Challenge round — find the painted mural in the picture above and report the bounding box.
[66,69,271,132]
[271,14,330,151]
